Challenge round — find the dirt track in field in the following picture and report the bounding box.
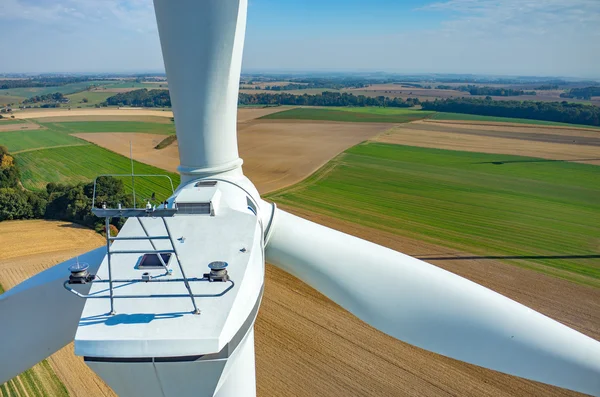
[75,120,391,194]
[0,221,113,397]
[376,120,600,165]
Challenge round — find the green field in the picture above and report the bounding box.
[430,112,600,129]
[66,91,114,107]
[0,130,85,153]
[37,121,175,135]
[1,81,113,99]
[0,94,26,105]
[16,145,180,203]
[261,107,434,123]
[0,121,174,153]
[267,143,600,287]
[0,118,25,124]
[0,360,69,397]
[101,81,167,90]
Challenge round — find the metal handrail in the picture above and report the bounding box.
[91,174,175,210]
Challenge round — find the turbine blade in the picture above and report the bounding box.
[264,208,600,396]
[153,0,247,179]
[0,247,106,384]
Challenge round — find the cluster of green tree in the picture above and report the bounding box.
[0,145,129,232]
[239,92,420,107]
[44,177,131,233]
[534,84,559,90]
[23,92,67,104]
[0,77,91,90]
[0,146,47,221]
[421,98,600,126]
[105,89,421,108]
[560,87,600,100]
[104,89,171,107]
[456,85,536,96]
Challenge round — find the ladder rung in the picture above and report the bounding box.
[109,249,175,255]
[109,236,170,241]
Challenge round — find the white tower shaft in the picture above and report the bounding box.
[153,0,247,181]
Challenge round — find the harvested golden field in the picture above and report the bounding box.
[11,108,174,120]
[31,115,175,123]
[0,121,41,132]
[11,106,289,123]
[376,120,600,165]
[0,220,112,397]
[75,120,391,194]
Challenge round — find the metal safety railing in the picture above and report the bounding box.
[64,175,235,315]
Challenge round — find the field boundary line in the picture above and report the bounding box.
[423,119,600,132]
[12,143,91,154]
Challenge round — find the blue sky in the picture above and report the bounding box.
[0,0,599,77]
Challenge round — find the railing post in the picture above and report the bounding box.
[105,217,116,315]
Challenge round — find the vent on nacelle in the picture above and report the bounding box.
[195,180,218,187]
[177,202,212,215]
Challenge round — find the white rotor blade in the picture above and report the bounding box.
[153,0,247,180]
[0,247,106,384]
[265,208,600,396]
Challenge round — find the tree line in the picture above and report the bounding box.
[560,87,600,100]
[240,92,421,107]
[23,92,67,104]
[421,98,600,126]
[104,89,421,108]
[104,89,171,107]
[0,145,129,234]
[0,77,92,90]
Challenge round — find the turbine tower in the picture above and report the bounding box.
[1,1,599,396]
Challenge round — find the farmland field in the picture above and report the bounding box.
[0,129,85,152]
[0,121,175,153]
[261,107,434,123]
[267,143,600,287]
[0,360,69,397]
[431,112,600,129]
[0,94,26,105]
[37,121,176,135]
[15,145,180,203]
[66,91,115,107]
[1,81,113,99]
[0,118,27,124]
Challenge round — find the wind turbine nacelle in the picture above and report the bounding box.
[74,177,265,397]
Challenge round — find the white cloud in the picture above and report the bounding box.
[421,0,600,38]
[0,0,156,33]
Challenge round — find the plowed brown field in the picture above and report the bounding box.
[74,120,391,194]
[377,120,600,165]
